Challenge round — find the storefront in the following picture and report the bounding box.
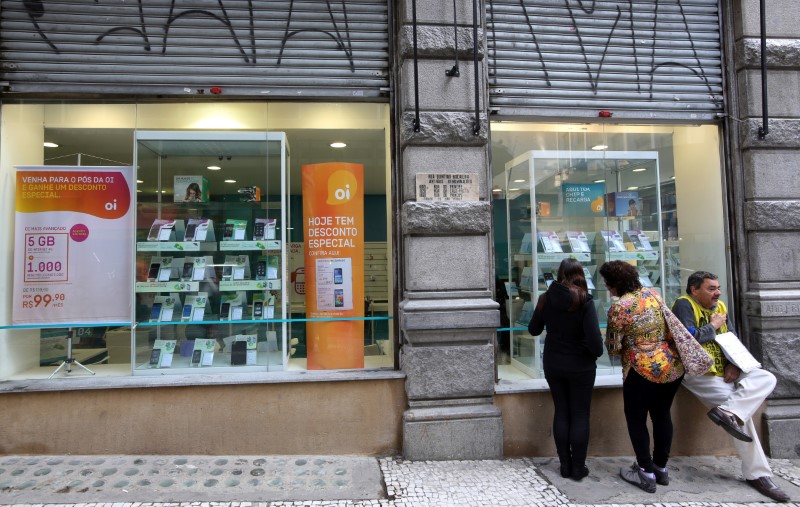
[1,103,394,378]
[2,0,797,460]
[0,1,406,455]
[478,0,747,456]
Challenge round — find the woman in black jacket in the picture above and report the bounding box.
[529,258,603,481]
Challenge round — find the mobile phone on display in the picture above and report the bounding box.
[184,223,197,241]
[334,268,343,285]
[253,222,265,239]
[543,272,555,288]
[220,302,231,320]
[231,341,247,365]
[147,263,161,281]
[256,261,267,279]
[147,223,162,241]
[191,349,202,366]
[150,303,163,321]
[253,301,263,318]
[182,262,194,280]
[334,289,344,307]
[149,348,161,366]
[222,265,233,278]
[223,223,234,240]
[181,304,193,321]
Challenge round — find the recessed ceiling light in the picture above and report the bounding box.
[224,179,236,183]
[593,179,605,183]
[508,187,520,192]
[627,186,639,190]
[492,188,502,192]
[136,179,143,184]
[43,142,59,148]
[159,190,166,193]
[513,179,526,183]
[632,168,647,172]
[330,142,347,148]
[136,189,142,193]
[671,176,676,179]
[207,165,221,170]
[591,144,608,151]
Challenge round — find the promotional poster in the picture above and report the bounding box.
[302,162,365,369]
[13,166,134,324]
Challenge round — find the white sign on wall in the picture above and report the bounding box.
[415,173,479,202]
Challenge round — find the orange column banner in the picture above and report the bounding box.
[302,162,365,369]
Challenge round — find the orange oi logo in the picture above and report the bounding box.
[326,170,358,205]
[591,196,605,213]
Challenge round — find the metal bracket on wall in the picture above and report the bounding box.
[758,0,769,139]
[471,0,480,135]
[445,0,460,77]
[411,0,421,132]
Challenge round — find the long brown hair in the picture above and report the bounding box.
[557,258,590,311]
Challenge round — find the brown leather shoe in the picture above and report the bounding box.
[746,476,790,502]
[707,407,752,442]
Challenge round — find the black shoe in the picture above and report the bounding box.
[746,476,790,502]
[559,463,571,478]
[653,467,669,486]
[571,465,589,481]
[707,407,753,442]
[620,462,656,493]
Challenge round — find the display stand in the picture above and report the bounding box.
[132,130,290,374]
[48,328,96,378]
[502,148,664,381]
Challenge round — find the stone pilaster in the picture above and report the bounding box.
[730,0,800,458]
[395,0,502,460]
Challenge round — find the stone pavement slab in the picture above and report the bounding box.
[0,455,383,504]
[534,455,800,505]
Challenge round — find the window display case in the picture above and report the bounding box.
[503,150,677,379]
[132,131,288,374]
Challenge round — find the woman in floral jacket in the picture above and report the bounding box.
[599,260,685,494]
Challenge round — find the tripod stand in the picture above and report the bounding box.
[48,328,96,378]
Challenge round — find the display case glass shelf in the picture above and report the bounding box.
[132,131,288,375]
[502,149,675,380]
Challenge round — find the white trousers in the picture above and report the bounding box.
[682,368,776,480]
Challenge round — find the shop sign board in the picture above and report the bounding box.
[562,183,606,216]
[302,163,365,369]
[415,173,479,201]
[13,166,134,324]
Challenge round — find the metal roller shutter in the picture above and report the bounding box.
[0,0,389,99]
[487,0,723,120]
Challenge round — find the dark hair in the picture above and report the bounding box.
[629,199,637,205]
[599,260,642,296]
[557,258,589,311]
[185,182,201,200]
[686,271,717,295]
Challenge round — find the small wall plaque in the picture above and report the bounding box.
[415,173,479,202]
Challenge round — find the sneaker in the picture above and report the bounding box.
[653,467,669,486]
[620,462,656,493]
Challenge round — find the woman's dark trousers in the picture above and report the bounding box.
[622,368,684,472]
[545,368,597,472]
